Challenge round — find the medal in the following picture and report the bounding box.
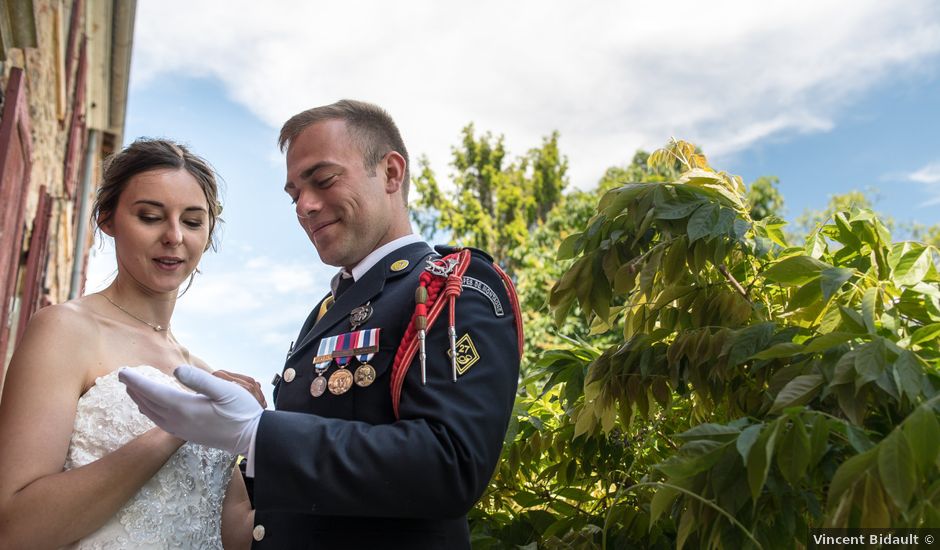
[310,336,335,398]
[349,302,373,330]
[328,331,355,395]
[352,328,381,387]
[354,364,376,387]
[310,375,327,397]
[328,369,353,394]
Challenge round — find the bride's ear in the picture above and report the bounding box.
[97,212,115,237]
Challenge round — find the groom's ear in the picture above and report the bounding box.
[382,151,406,195]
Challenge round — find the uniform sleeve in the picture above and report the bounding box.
[253,255,520,519]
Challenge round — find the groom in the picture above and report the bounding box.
[121,100,522,549]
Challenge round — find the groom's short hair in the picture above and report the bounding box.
[279,99,411,202]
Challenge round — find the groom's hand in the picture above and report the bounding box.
[212,369,267,408]
[119,365,263,456]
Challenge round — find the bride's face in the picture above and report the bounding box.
[102,168,211,294]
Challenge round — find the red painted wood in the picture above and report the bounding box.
[17,186,54,342]
[64,0,85,92]
[64,38,87,198]
[0,68,34,363]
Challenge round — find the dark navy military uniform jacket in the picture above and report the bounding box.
[251,241,520,549]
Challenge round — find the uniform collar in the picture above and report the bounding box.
[350,233,424,281]
[297,241,433,353]
[330,233,424,293]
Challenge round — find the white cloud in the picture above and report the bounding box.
[179,256,330,316]
[905,161,940,205]
[908,162,940,184]
[85,242,332,332]
[84,241,116,293]
[131,0,940,187]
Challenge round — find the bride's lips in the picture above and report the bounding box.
[153,256,184,271]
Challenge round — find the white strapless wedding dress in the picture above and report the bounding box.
[63,366,236,549]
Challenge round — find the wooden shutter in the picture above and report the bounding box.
[17,186,53,342]
[0,67,34,363]
[63,38,87,198]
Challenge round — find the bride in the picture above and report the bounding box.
[0,139,261,548]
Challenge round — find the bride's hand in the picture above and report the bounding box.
[212,370,267,408]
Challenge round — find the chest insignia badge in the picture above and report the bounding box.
[349,302,373,330]
[390,259,410,272]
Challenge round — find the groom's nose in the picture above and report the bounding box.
[295,189,323,219]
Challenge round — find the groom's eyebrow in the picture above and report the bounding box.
[285,161,341,191]
[299,161,339,182]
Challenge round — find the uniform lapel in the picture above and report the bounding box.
[293,242,433,354]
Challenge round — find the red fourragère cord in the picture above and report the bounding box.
[390,250,524,419]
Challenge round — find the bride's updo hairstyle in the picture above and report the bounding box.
[93,138,224,251]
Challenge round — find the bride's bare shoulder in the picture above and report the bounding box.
[6,297,110,396]
[23,297,105,340]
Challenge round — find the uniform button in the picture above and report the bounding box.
[253,524,265,541]
[283,368,296,383]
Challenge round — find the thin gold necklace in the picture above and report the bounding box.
[101,293,168,332]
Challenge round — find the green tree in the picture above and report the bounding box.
[794,189,881,238]
[410,124,568,270]
[413,128,940,548]
[793,188,940,247]
[542,139,940,547]
[746,176,785,221]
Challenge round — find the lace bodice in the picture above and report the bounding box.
[64,366,235,549]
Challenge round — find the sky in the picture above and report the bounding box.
[86,1,940,404]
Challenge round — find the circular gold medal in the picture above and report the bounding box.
[354,363,376,387]
[310,375,327,397]
[328,368,353,395]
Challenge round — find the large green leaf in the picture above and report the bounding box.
[901,405,940,474]
[675,423,740,442]
[736,424,762,462]
[861,287,878,334]
[750,342,803,360]
[656,199,705,220]
[894,246,930,286]
[662,238,688,285]
[910,322,940,346]
[649,484,680,525]
[770,374,825,414]
[763,255,831,286]
[828,448,877,509]
[557,233,582,260]
[892,350,925,402]
[808,416,831,467]
[820,267,854,300]
[861,473,890,528]
[776,420,811,486]
[687,203,719,243]
[657,439,730,479]
[803,332,857,353]
[759,216,788,248]
[877,431,916,509]
[854,339,886,388]
[747,422,780,501]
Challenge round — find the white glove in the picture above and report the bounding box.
[119,365,262,456]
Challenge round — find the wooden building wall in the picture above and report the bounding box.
[0,0,134,393]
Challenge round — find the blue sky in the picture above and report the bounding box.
[86,1,940,403]
[726,70,940,225]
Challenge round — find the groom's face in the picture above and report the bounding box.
[284,119,397,269]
